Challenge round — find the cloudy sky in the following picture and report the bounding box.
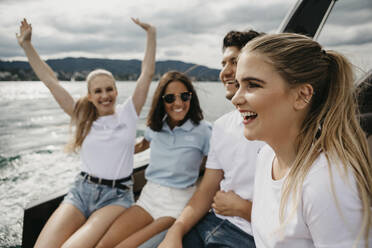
[1,0,372,75]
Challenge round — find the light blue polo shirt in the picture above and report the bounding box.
[144,119,212,188]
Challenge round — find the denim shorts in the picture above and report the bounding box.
[62,174,134,218]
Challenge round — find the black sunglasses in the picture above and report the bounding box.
[162,92,192,104]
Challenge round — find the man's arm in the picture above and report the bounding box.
[158,168,223,248]
[212,190,252,221]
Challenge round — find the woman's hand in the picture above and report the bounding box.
[16,18,32,47]
[131,17,156,33]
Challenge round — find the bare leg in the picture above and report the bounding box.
[116,216,175,248]
[62,205,127,248]
[96,205,153,248]
[34,203,86,248]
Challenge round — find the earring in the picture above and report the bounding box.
[301,95,310,104]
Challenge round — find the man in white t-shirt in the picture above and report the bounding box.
[157,30,265,248]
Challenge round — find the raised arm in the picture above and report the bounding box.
[131,18,156,115]
[16,18,75,116]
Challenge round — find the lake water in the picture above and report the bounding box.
[0,81,233,247]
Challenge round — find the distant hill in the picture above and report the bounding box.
[0,57,220,82]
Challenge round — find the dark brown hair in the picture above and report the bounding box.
[147,71,203,131]
[222,30,264,52]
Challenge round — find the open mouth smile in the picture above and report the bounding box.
[173,108,184,113]
[241,111,258,123]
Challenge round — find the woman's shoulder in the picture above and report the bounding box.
[117,96,137,119]
[194,120,212,134]
[198,120,212,129]
[302,153,359,203]
[187,120,212,139]
[305,154,351,182]
[188,119,210,130]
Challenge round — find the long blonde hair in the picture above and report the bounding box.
[243,33,372,246]
[66,69,115,152]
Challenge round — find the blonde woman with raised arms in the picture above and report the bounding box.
[16,17,156,248]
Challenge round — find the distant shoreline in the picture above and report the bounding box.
[0,57,220,82]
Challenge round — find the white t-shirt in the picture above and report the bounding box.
[80,97,138,180]
[252,145,372,248]
[206,110,265,235]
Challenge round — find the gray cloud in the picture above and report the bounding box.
[148,1,291,37]
[39,39,138,55]
[1,0,371,70]
[318,0,372,47]
[149,3,221,35]
[47,15,142,37]
[0,37,20,57]
[221,2,292,32]
[0,0,29,4]
[332,0,372,13]
[326,0,372,26]
[164,49,182,57]
[320,24,372,47]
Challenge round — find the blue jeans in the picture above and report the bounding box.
[183,212,255,248]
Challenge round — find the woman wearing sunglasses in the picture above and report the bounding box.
[96,71,212,247]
